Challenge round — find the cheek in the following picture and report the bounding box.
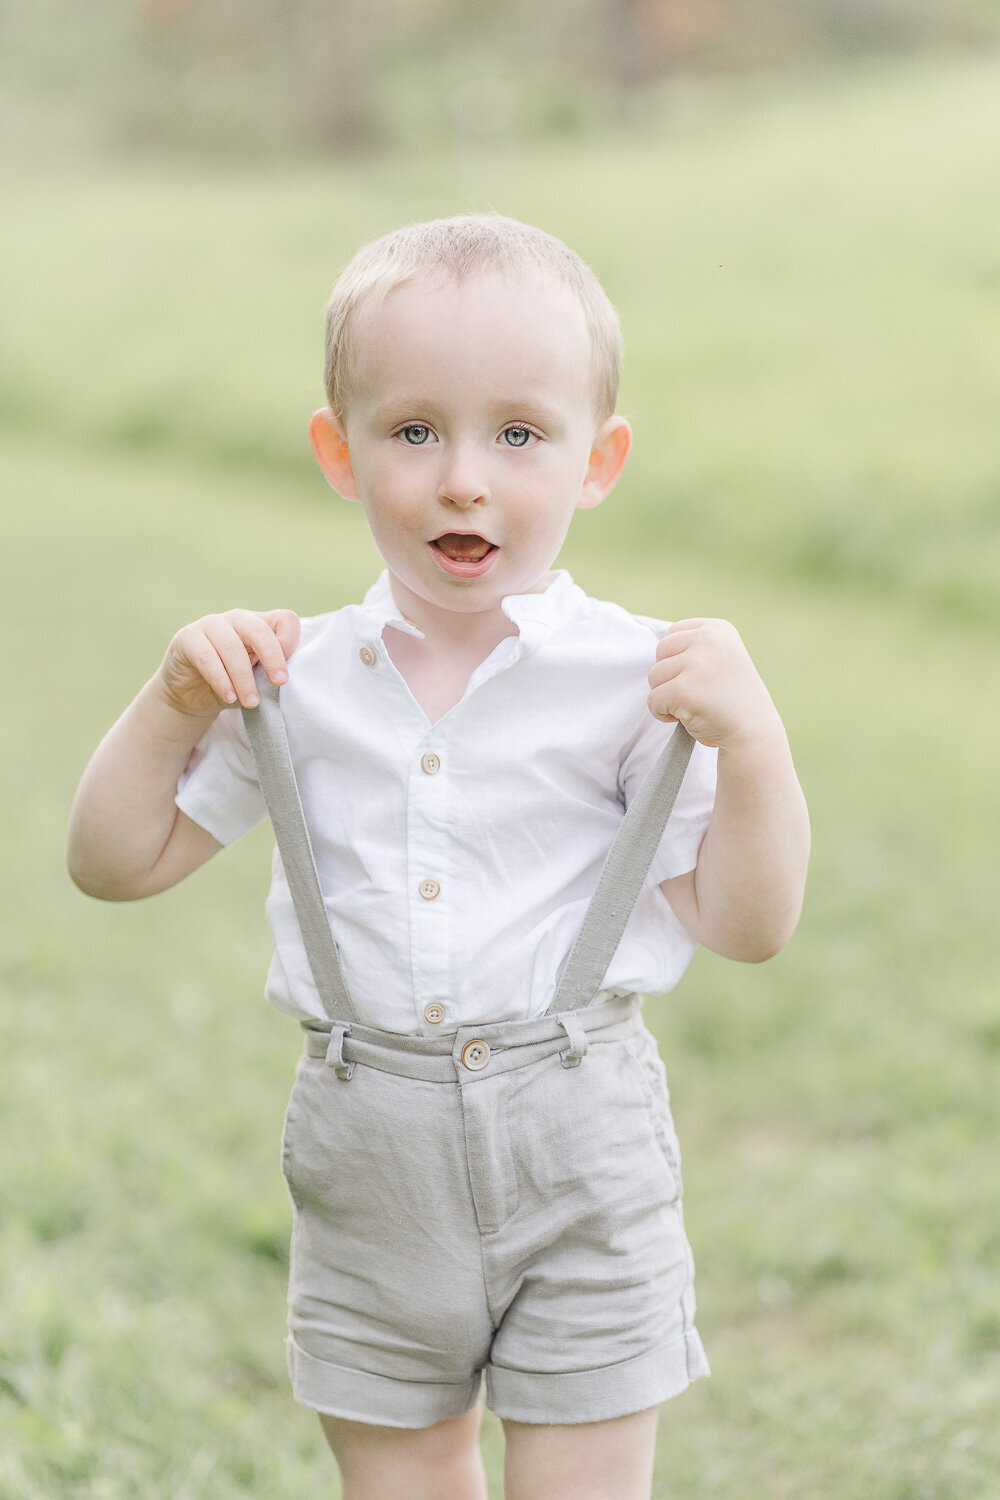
[357,454,426,523]
[507,457,582,529]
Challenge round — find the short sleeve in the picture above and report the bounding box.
[174,705,268,847]
[620,614,718,884]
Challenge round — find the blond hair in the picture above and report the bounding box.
[324,213,622,420]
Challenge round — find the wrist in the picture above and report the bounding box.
[139,673,222,738]
[716,705,788,762]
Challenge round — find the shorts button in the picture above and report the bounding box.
[420,752,441,775]
[418,878,441,900]
[424,1002,445,1025]
[461,1039,490,1071]
[359,645,378,667]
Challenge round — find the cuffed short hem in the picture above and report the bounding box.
[286,1335,484,1429]
[485,1328,711,1426]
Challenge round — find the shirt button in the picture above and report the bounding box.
[420,752,441,775]
[418,878,441,900]
[359,645,378,667]
[461,1039,491,1071]
[424,1002,446,1025]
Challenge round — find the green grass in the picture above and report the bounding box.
[2,47,1000,1499]
[3,430,998,1496]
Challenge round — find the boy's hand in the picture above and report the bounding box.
[647,618,780,753]
[155,608,301,718]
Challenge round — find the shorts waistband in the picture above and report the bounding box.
[301,993,643,1082]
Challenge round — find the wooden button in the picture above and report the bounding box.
[461,1040,490,1071]
[418,878,441,900]
[421,752,441,775]
[359,645,377,667]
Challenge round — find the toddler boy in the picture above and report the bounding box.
[67,214,809,1500]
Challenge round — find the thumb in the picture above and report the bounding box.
[262,608,301,662]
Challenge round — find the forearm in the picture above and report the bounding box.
[669,718,810,961]
[66,676,220,900]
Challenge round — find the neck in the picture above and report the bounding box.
[386,570,554,655]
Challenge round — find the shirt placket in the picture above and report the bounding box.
[355,622,450,1034]
[406,729,453,1035]
[356,611,540,1037]
[404,641,530,1034]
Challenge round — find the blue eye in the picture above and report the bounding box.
[400,424,432,445]
[502,427,533,448]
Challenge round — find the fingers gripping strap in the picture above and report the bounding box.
[547,724,696,1016]
[240,664,358,1024]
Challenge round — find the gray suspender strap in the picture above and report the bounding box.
[544,723,695,1016]
[241,664,359,1024]
[241,658,695,1025]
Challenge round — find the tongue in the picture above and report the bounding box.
[436,533,492,561]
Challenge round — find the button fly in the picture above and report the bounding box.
[461,1039,491,1071]
[424,1002,445,1025]
[420,752,441,775]
[418,878,441,900]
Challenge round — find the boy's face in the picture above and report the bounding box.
[311,272,630,622]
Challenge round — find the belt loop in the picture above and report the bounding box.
[325,1022,354,1080]
[557,1013,589,1069]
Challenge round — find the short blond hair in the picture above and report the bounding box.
[324,213,622,420]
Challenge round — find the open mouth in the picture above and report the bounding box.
[432,532,496,562]
[429,532,500,578]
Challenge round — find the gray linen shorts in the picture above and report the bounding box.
[280,993,709,1428]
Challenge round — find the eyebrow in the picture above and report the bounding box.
[489,398,564,425]
[369,396,565,426]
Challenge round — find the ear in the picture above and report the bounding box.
[309,408,360,501]
[577,416,632,510]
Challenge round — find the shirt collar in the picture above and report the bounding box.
[358,568,587,649]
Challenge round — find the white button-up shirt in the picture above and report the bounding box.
[174,570,717,1034]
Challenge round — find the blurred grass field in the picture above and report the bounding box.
[2,48,999,1499]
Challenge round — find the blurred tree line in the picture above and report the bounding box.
[3,0,998,157]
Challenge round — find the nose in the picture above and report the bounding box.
[437,444,489,509]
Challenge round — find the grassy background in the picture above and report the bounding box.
[2,49,999,1497]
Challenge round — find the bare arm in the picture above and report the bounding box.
[660,721,809,961]
[647,619,810,962]
[67,677,225,900]
[66,608,299,901]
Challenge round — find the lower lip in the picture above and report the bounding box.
[429,541,500,578]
